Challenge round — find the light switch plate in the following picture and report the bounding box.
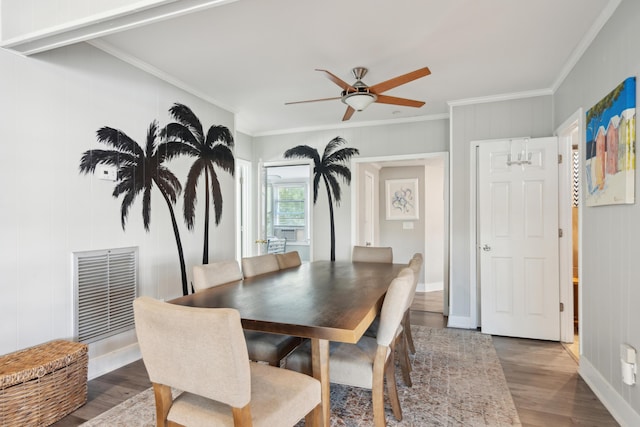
[403,222,414,230]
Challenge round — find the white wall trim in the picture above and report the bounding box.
[252,113,450,138]
[448,89,553,108]
[1,0,239,55]
[447,315,478,330]
[580,355,640,426]
[89,39,237,114]
[420,281,443,293]
[88,343,141,380]
[550,0,623,92]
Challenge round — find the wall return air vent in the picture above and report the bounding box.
[73,247,138,344]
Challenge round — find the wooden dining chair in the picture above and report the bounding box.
[276,251,302,269]
[241,254,280,277]
[285,268,415,427]
[365,253,423,387]
[352,245,393,263]
[192,259,303,367]
[133,297,321,427]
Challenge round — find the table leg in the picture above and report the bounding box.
[310,338,330,427]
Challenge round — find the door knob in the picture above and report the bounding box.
[482,244,491,252]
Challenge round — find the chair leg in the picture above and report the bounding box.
[373,346,389,427]
[385,348,403,421]
[232,404,253,426]
[152,383,173,427]
[404,311,416,354]
[397,332,413,387]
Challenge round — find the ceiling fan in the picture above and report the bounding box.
[285,66,431,121]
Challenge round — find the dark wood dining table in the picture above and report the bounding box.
[169,260,405,427]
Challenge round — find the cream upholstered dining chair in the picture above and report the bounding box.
[241,253,280,277]
[285,268,415,427]
[352,245,393,263]
[276,251,302,269]
[133,297,320,427]
[364,253,423,387]
[192,259,302,367]
[192,259,243,292]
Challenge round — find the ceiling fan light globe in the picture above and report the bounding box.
[342,92,377,111]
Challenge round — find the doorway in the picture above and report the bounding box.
[556,109,583,360]
[351,152,449,315]
[258,161,313,260]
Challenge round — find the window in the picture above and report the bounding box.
[267,182,308,243]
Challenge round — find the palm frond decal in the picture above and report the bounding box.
[79,121,189,296]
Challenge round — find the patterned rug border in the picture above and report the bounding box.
[82,326,521,426]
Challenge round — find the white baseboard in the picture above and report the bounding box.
[417,281,443,293]
[447,315,478,329]
[88,343,141,380]
[580,355,640,426]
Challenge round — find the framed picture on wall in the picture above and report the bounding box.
[584,76,636,206]
[385,178,419,220]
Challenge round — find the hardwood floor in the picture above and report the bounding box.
[53,303,618,426]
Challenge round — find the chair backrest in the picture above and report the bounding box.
[405,254,424,309]
[192,260,243,292]
[352,246,393,263]
[276,251,302,269]
[133,296,251,408]
[241,253,280,278]
[377,268,414,347]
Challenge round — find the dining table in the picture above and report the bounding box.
[169,260,406,427]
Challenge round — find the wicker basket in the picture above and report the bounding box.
[0,340,88,427]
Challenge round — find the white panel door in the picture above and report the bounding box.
[479,137,560,340]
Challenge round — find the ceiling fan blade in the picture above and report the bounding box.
[342,106,355,121]
[316,69,356,92]
[285,96,341,105]
[375,94,425,108]
[369,67,431,94]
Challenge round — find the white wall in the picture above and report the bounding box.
[0,42,236,377]
[554,0,640,422]
[448,95,554,327]
[378,165,426,273]
[252,119,449,262]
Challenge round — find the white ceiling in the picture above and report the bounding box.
[93,0,615,136]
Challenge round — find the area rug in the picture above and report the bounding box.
[81,326,521,426]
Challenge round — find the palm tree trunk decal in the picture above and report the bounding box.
[158,187,188,295]
[284,136,359,261]
[79,122,190,295]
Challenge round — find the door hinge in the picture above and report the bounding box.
[560,302,564,312]
[558,154,563,164]
[559,228,563,238]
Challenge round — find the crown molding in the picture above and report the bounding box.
[551,0,622,92]
[89,39,237,115]
[250,113,450,138]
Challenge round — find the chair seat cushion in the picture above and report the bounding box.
[286,337,390,389]
[244,331,302,363]
[168,363,320,427]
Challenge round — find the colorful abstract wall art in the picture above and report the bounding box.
[585,77,636,206]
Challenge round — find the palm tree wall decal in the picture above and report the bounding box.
[161,103,235,264]
[79,121,190,296]
[284,136,359,261]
